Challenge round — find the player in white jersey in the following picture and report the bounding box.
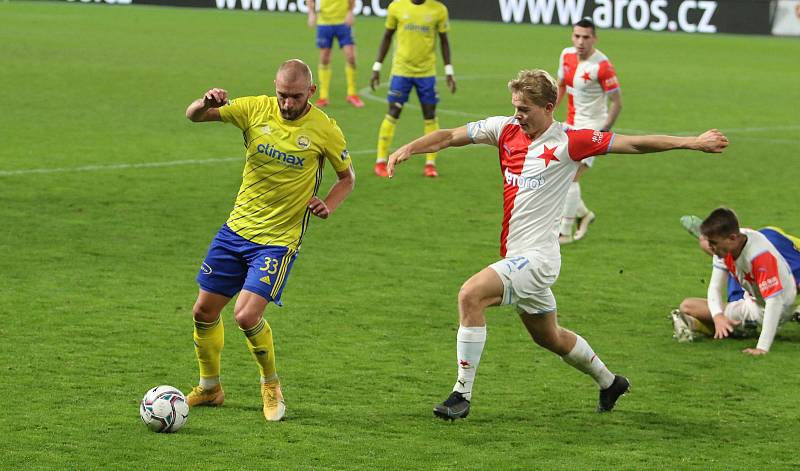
[556,18,622,244]
[677,208,799,355]
[386,69,727,420]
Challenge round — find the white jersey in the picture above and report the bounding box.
[711,229,798,308]
[710,229,798,351]
[466,118,614,258]
[557,47,620,129]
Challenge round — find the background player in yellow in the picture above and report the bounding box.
[370,0,455,178]
[307,0,364,108]
[183,59,355,422]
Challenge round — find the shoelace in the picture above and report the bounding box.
[443,392,464,406]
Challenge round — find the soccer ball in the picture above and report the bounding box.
[139,385,189,433]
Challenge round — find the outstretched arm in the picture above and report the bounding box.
[387,127,471,177]
[186,88,227,122]
[609,129,728,154]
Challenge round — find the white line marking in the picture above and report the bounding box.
[2,72,797,178]
[0,150,378,177]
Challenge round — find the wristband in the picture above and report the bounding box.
[372,62,382,72]
[444,64,454,76]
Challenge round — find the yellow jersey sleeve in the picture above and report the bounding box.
[385,1,398,30]
[322,118,352,173]
[218,96,267,130]
[437,3,450,33]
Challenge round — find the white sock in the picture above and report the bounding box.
[453,325,486,401]
[375,158,387,163]
[576,196,589,218]
[560,182,581,235]
[561,334,615,389]
[199,376,220,389]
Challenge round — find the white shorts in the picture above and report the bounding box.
[581,156,596,168]
[723,298,763,324]
[489,251,560,315]
[724,297,796,325]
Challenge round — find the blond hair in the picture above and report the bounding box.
[507,69,557,107]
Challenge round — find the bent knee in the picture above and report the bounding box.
[458,283,482,310]
[192,302,221,323]
[679,298,702,316]
[233,309,262,329]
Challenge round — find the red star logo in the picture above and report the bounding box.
[537,145,559,167]
[582,71,591,82]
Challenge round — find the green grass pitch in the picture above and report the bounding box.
[1,1,799,469]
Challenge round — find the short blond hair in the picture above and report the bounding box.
[508,69,557,107]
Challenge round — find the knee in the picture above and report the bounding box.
[192,301,220,323]
[458,283,484,322]
[233,307,261,329]
[679,298,694,315]
[458,282,478,309]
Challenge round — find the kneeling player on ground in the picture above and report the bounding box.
[671,209,800,355]
[386,69,727,420]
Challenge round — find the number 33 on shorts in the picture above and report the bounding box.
[259,256,280,284]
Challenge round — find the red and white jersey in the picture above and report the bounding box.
[467,117,614,258]
[557,47,620,129]
[712,229,798,306]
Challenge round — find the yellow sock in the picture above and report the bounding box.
[687,316,714,336]
[345,63,357,96]
[377,114,397,161]
[318,63,332,101]
[193,317,224,379]
[242,318,277,380]
[424,118,439,164]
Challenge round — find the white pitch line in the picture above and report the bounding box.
[2,75,797,178]
[0,149,378,177]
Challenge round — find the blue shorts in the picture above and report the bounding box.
[316,24,354,49]
[196,224,298,305]
[387,75,439,105]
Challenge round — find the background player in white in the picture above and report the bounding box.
[556,18,622,244]
[386,69,727,420]
[673,208,800,355]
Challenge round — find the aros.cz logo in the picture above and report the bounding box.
[498,0,718,34]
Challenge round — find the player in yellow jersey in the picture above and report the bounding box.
[183,60,355,422]
[370,0,455,178]
[307,0,364,108]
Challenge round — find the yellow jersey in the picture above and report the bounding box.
[317,0,351,25]
[386,0,450,77]
[218,96,351,250]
